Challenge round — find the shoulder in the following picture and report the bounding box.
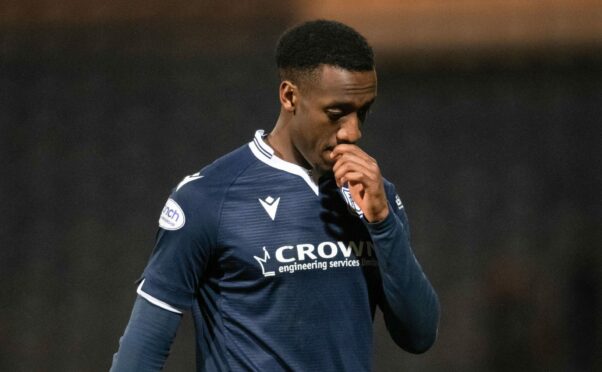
[175,144,256,197]
[159,144,258,229]
[197,144,259,184]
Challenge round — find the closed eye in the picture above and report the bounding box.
[326,109,345,121]
[325,100,374,123]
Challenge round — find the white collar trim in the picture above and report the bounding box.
[248,130,319,195]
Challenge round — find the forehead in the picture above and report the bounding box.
[305,65,377,103]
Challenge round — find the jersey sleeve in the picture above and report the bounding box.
[139,178,220,311]
[110,296,182,372]
[364,180,440,353]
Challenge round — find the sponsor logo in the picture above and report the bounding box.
[254,241,376,277]
[253,247,275,277]
[259,196,280,221]
[159,198,185,230]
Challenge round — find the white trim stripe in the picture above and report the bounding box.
[176,172,204,191]
[253,137,272,159]
[137,280,183,314]
[248,130,319,196]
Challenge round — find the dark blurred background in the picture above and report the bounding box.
[1,1,601,371]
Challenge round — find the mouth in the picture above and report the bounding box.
[323,146,335,156]
[322,147,336,167]
[324,143,338,152]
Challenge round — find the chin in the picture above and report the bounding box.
[314,162,333,177]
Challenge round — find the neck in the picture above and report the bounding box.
[265,115,314,173]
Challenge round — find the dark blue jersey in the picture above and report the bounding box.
[138,130,439,371]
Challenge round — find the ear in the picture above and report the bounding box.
[279,80,297,113]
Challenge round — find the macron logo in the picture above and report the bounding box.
[259,196,280,221]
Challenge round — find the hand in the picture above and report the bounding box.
[331,144,389,223]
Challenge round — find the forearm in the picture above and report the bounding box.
[367,207,440,353]
[110,296,182,371]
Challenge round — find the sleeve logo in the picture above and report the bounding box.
[395,194,404,210]
[159,198,186,230]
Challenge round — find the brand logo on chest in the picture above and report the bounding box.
[258,196,280,221]
[253,240,377,277]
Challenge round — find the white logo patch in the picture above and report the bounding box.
[259,196,280,221]
[341,185,364,218]
[159,198,185,230]
[395,194,404,210]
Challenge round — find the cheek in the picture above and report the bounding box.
[290,121,315,160]
[294,106,334,158]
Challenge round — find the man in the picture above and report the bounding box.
[111,19,439,371]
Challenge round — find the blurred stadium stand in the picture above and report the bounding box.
[1,1,600,371]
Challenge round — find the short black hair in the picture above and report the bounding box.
[276,20,374,83]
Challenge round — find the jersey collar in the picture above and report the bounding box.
[249,130,319,195]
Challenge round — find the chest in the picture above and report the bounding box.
[214,174,378,284]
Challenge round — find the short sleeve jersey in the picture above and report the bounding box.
[140,130,405,371]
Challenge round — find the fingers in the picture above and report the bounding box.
[335,171,365,188]
[331,144,389,222]
[334,162,377,187]
[331,144,380,188]
[331,144,376,164]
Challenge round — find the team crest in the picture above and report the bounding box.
[340,185,364,218]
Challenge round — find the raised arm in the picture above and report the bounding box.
[332,144,440,353]
[365,199,440,353]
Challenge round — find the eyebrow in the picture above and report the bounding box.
[325,99,375,111]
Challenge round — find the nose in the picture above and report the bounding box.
[336,114,362,144]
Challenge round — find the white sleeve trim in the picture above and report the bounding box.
[137,280,183,314]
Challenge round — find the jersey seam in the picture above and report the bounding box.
[213,151,261,368]
[214,154,260,247]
